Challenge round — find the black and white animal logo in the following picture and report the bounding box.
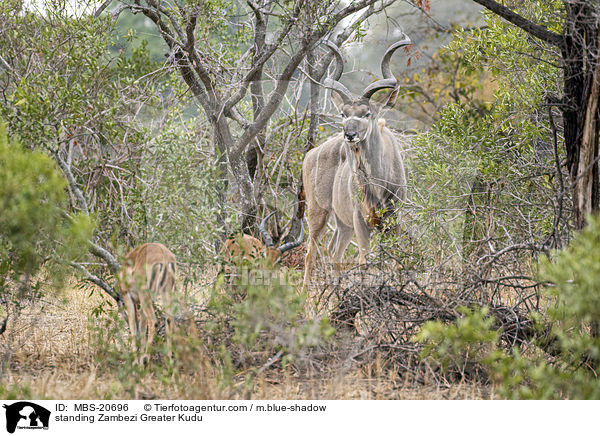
[3,402,51,433]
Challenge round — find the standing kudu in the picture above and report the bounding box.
[302,37,410,288]
[117,242,177,364]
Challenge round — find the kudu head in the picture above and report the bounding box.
[323,37,411,154]
[258,212,304,264]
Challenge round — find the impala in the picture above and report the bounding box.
[221,212,304,266]
[117,242,177,364]
[302,37,410,288]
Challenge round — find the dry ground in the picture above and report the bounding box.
[0,282,494,400]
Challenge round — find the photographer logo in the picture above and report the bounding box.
[3,402,50,434]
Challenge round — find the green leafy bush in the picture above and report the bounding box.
[415,306,498,376]
[208,262,334,372]
[0,122,94,325]
[137,108,226,266]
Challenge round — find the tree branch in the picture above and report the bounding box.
[185,11,217,103]
[223,0,300,113]
[130,1,212,110]
[52,149,88,215]
[88,241,121,274]
[471,0,563,48]
[53,148,122,275]
[70,262,122,305]
[94,0,113,18]
[231,0,392,158]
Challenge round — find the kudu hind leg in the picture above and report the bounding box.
[303,206,329,288]
[326,227,339,257]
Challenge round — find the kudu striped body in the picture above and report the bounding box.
[117,242,176,364]
[302,38,410,288]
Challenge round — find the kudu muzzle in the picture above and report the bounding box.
[343,120,362,143]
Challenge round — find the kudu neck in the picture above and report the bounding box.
[352,118,384,173]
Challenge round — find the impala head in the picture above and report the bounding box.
[258,212,304,264]
[222,213,304,267]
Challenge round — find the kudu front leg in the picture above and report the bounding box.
[329,216,353,271]
[353,207,371,268]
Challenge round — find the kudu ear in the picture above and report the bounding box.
[365,87,400,112]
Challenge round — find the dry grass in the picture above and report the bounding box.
[0,281,494,400]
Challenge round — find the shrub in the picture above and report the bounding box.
[0,122,94,370]
[416,213,600,399]
[207,261,334,376]
[0,122,93,301]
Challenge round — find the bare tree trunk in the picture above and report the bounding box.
[212,116,257,233]
[246,72,266,231]
[573,28,600,229]
[289,47,322,240]
[562,1,587,184]
[246,3,269,226]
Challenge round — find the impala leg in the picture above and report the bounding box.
[139,290,156,366]
[122,292,141,353]
[162,289,175,364]
[166,314,174,363]
[353,207,371,268]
